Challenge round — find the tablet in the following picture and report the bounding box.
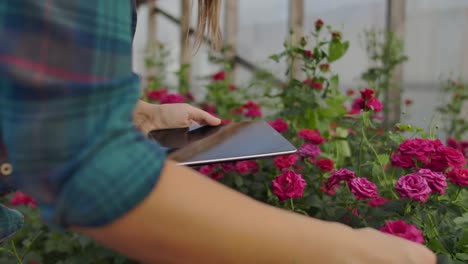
[148,121,297,166]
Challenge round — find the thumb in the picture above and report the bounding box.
[187,106,221,126]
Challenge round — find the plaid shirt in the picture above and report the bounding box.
[0,1,165,228]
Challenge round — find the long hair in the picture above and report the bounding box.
[195,0,222,50]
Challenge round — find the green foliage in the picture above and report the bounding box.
[0,196,136,263]
[437,80,468,140]
[360,30,408,127]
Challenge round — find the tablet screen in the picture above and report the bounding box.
[148,121,296,166]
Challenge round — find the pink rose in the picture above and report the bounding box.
[159,93,186,104]
[446,168,468,186]
[316,158,334,172]
[391,153,415,168]
[272,170,306,202]
[10,192,37,208]
[347,177,378,200]
[268,118,289,133]
[235,160,259,174]
[273,154,298,171]
[367,97,383,112]
[297,129,326,145]
[368,197,389,207]
[297,144,321,158]
[416,169,447,194]
[395,174,432,202]
[380,220,425,244]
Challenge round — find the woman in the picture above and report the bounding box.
[0,1,435,263]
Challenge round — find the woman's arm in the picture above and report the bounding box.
[75,160,435,264]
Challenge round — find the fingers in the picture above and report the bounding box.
[187,105,221,126]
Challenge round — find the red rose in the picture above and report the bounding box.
[391,153,415,168]
[297,129,326,145]
[221,119,232,124]
[443,147,466,168]
[368,197,389,207]
[351,98,365,111]
[268,118,289,133]
[367,97,383,112]
[404,99,413,105]
[235,160,259,174]
[300,37,307,46]
[273,154,298,171]
[159,93,186,104]
[322,168,356,194]
[380,220,425,244]
[212,71,225,81]
[360,88,375,100]
[446,168,468,186]
[346,89,355,96]
[303,79,323,90]
[220,162,236,173]
[184,92,194,102]
[303,50,313,58]
[242,101,262,118]
[199,165,215,175]
[228,84,237,91]
[146,88,168,101]
[272,171,306,202]
[315,19,324,31]
[331,32,342,40]
[316,158,334,172]
[201,103,217,115]
[10,192,37,208]
[319,64,330,72]
[210,172,224,180]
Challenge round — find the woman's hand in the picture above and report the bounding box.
[343,227,436,264]
[133,100,221,134]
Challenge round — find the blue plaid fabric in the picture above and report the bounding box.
[0,0,166,228]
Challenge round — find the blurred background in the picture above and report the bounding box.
[132,0,468,136]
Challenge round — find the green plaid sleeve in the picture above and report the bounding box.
[0,0,166,228]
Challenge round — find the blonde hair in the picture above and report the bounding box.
[195,0,222,50]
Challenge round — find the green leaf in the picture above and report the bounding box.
[427,238,449,254]
[329,74,339,91]
[269,54,280,63]
[234,174,244,187]
[380,199,406,215]
[456,253,468,261]
[328,41,349,62]
[377,154,389,166]
[454,212,468,228]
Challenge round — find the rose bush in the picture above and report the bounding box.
[1,20,467,264]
